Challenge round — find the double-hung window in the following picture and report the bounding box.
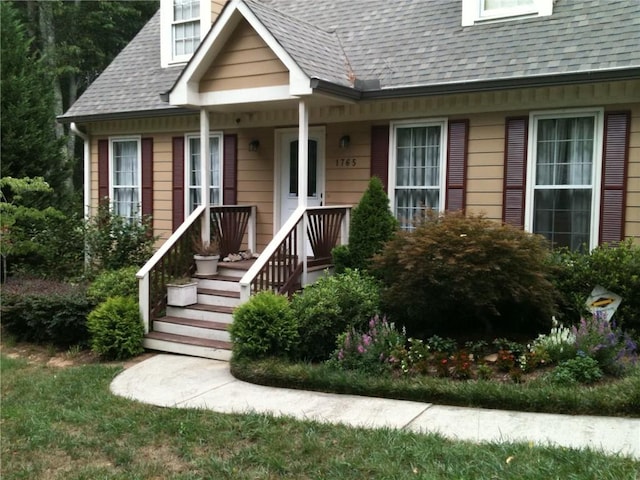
[391,121,447,230]
[186,134,222,214]
[527,110,603,251]
[462,0,552,25]
[110,138,141,221]
[173,0,200,59]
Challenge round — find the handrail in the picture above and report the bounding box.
[239,205,351,302]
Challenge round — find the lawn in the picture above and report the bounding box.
[2,348,639,480]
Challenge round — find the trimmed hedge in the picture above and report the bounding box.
[87,296,144,360]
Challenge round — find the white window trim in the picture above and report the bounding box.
[388,119,448,226]
[461,0,552,26]
[109,136,142,219]
[160,0,211,68]
[184,131,224,217]
[524,108,604,251]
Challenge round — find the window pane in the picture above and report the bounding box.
[288,140,317,198]
[394,125,442,229]
[174,0,199,21]
[533,189,591,250]
[483,0,534,11]
[173,21,200,57]
[188,136,221,212]
[112,140,138,220]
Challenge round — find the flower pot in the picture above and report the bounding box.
[167,281,198,306]
[194,254,220,275]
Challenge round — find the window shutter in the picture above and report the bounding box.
[141,138,153,217]
[445,119,469,212]
[600,111,630,244]
[370,125,390,192]
[223,134,237,205]
[502,117,529,228]
[98,139,109,201]
[172,136,185,230]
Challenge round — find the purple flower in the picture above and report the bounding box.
[357,345,366,354]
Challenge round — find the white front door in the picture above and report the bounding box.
[278,129,325,228]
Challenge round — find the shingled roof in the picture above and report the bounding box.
[61,0,640,122]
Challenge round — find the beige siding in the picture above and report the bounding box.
[626,104,640,241]
[211,0,226,19]
[199,19,288,93]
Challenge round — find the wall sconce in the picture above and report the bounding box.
[339,135,351,149]
[248,139,260,152]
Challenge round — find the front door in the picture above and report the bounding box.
[278,129,325,228]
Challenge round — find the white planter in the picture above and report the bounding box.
[166,282,198,306]
[194,254,220,275]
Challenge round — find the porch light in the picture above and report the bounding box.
[339,135,350,149]
[248,139,260,152]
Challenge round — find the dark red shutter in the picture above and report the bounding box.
[223,134,237,205]
[141,138,153,217]
[502,117,529,228]
[172,136,185,230]
[600,111,630,244]
[98,139,109,201]
[370,125,390,192]
[445,119,469,212]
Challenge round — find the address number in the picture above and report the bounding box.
[336,158,357,167]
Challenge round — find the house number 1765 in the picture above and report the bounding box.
[336,158,357,167]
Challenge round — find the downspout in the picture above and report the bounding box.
[70,122,90,219]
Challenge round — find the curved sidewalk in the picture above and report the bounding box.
[110,354,640,459]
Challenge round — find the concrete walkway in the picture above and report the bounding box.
[110,354,640,459]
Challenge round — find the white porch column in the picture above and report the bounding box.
[200,109,211,244]
[297,99,309,207]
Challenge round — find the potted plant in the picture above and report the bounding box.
[166,277,198,306]
[193,236,220,275]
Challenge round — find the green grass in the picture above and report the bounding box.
[231,358,640,417]
[2,354,639,479]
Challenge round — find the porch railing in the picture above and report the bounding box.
[137,204,256,332]
[239,205,351,302]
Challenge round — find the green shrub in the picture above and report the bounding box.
[332,177,397,273]
[87,296,144,360]
[550,239,640,334]
[1,277,92,346]
[373,211,558,337]
[85,200,156,275]
[292,269,380,361]
[549,355,603,385]
[87,266,139,303]
[229,291,298,360]
[0,203,84,280]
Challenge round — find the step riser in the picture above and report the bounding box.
[197,294,241,308]
[143,338,231,361]
[196,279,241,292]
[153,322,231,342]
[216,266,245,279]
[166,306,233,323]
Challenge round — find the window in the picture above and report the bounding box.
[186,134,222,213]
[390,121,447,230]
[173,0,200,58]
[526,110,603,251]
[110,138,141,221]
[461,0,552,25]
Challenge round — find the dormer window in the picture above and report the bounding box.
[160,0,211,67]
[173,0,200,58]
[462,0,552,26]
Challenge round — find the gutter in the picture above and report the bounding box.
[58,107,195,125]
[70,122,90,220]
[311,67,640,101]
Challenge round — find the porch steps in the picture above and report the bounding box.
[142,262,251,361]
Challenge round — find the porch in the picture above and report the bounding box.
[136,203,351,359]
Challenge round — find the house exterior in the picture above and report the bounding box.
[60,0,640,359]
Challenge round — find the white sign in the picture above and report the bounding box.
[586,285,622,322]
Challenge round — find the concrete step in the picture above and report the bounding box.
[166,303,234,323]
[153,316,231,342]
[143,331,232,361]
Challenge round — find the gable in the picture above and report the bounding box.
[199,19,288,93]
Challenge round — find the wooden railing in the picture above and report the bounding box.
[240,205,350,302]
[137,205,256,332]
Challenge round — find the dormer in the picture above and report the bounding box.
[461,0,553,26]
[161,0,227,68]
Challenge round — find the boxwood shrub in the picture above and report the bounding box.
[87,296,144,360]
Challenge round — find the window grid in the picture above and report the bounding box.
[172,0,200,58]
[111,139,140,221]
[187,135,221,214]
